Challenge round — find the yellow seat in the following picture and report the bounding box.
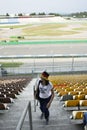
[72,111,83,119]
[58,91,68,96]
[78,94,85,100]
[68,91,79,95]
[65,100,79,107]
[73,94,85,100]
[80,100,87,106]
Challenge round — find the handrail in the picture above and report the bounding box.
[33,85,39,112]
[33,77,40,112]
[33,85,36,112]
[16,101,33,130]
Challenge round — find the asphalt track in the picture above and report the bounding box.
[0,42,87,56]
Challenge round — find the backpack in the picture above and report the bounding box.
[35,80,41,100]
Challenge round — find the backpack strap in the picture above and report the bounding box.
[35,80,42,100]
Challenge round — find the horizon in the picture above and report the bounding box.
[0,11,87,16]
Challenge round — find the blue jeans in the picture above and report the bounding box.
[83,112,87,126]
[39,95,51,119]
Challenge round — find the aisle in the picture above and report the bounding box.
[31,87,84,130]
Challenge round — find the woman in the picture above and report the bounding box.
[35,71,54,125]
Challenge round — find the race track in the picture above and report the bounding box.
[0,43,87,56]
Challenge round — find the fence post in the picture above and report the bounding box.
[71,57,74,71]
[52,56,54,73]
[28,101,33,130]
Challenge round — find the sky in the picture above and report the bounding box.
[0,0,87,15]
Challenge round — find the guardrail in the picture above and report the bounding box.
[0,54,87,59]
[16,101,33,130]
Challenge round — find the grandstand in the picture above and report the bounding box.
[0,17,87,130]
[0,74,86,130]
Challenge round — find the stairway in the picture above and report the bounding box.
[31,94,84,130]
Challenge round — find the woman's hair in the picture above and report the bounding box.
[45,80,49,85]
[41,79,49,85]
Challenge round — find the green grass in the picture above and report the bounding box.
[0,39,87,45]
[0,62,23,67]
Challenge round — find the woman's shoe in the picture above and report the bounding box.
[46,118,49,125]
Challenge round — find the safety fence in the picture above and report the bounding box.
[0,54,87,76]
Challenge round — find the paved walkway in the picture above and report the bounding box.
[0,78,84,130]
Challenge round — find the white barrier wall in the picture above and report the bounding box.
[0,18,19,24]
[0,16,67,25]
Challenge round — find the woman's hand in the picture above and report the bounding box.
[46,89,54,108]
[46,102,51,108]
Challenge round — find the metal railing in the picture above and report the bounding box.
[16,101,33,130]
[0,54,87,76]
[33,84,39,112]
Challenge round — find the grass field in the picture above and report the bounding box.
[0,62,23,67]
[0,18,87,42]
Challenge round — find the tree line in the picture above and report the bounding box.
[0,11,87,18]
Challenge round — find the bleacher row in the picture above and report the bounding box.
[53,80,87,126]
[0,77,30,112]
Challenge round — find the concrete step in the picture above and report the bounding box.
[16,119,84,130]
[0,120,17,130]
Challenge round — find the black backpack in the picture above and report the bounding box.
[35,80,41,100]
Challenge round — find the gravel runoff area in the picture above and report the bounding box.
[0,17,87,40]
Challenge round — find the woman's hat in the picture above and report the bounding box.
[41,71,49,80]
